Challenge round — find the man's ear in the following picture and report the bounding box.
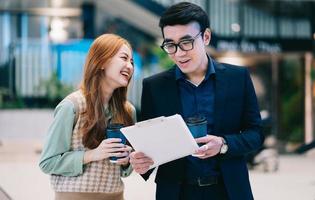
[203,28,211,45]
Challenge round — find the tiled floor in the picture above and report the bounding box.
[0,139,314,200]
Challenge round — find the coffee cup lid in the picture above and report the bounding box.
[107,123,124,130]
[185,116,207,124]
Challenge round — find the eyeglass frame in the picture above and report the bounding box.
[160,31,203,54]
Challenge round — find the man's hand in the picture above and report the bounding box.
[194,135,224,159]
[129,152,154,174]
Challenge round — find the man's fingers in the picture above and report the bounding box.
[129,151,154,172]
[134,166,150,174]
[194,143,218,156]
[195,153,214,159]
[195,135,215,144]
[195,144,213,153]
[131,151,146,158]
[194,147,218,159]
[129,152,153,174]
[133,162,152,169]
[130,152,153,161]
[130,157,154,165]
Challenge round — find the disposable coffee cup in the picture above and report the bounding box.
[185,116,207,157]
[106,123,126,163]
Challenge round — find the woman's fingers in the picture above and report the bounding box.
[103,138,122,144]
[108,152,129,157]
[124,145,133,152]
[105,146,131,153]
[102,142,125,148]
[101,140,132,151]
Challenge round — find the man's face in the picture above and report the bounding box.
[162,22,210,75]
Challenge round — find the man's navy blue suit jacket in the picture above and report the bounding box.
[140,60,264,200]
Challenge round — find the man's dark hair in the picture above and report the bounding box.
[159,2,210,37]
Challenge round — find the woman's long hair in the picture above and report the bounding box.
[81,34,134,149]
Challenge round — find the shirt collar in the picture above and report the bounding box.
[175,54,215,81]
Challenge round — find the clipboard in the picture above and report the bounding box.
[120,114,199,169]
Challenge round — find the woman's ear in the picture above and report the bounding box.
[203,28,211,45]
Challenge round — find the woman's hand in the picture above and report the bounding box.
[83,138,131,164]
[116,145,132,166]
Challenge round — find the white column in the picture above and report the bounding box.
[305,52,313,144]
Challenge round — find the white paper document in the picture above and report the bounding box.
[120,114,199,169]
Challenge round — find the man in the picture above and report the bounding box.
[130,2,263,200]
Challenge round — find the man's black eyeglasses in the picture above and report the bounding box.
[160,32,202,54]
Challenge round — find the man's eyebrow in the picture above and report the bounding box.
[163,34,194,43]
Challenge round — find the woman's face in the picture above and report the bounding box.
[103,44,134,90]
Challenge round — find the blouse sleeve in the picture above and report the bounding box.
[39,99,85,176]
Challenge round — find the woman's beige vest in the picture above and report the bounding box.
[50,90,124,193]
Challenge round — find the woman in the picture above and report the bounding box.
[39,33,136,200]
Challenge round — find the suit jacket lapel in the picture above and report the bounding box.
[214,62,228,133]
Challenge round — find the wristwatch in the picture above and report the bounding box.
[220,137,228,154]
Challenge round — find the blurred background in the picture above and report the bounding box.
[0,0,314,199]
